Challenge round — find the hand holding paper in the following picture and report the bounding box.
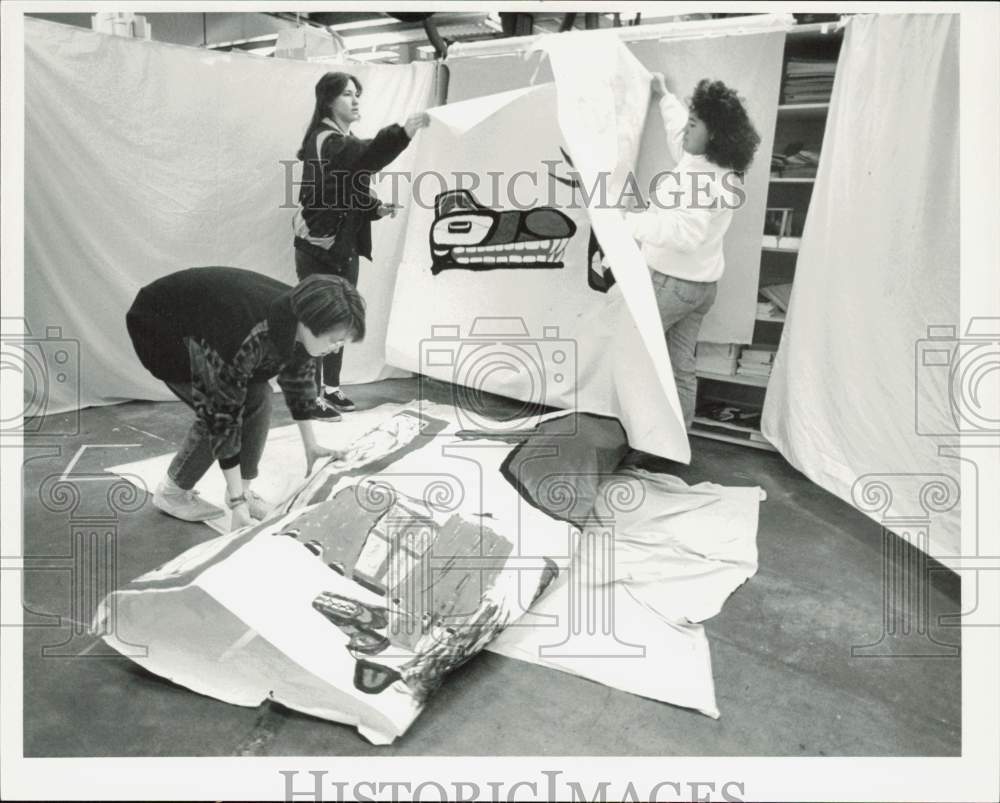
[650,72,668,100]
[404,112,430,138]
[305,443,343,476]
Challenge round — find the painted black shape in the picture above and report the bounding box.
[498,411,630,530]
[312,592,389,630]
[548,147,617,295]
[353,659,403,695]
[347,627,391,656]
[532,556,561,604]
[587,229,616,294]
[429,189,576,275]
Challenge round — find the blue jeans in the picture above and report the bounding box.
[649,271,718,429]
[164,380,272,490]
[294,241,360,388]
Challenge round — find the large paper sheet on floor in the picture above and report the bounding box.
[107,402,418,534]
[385,35,690,462]
[103,404,761,738]
[100,407,568,744]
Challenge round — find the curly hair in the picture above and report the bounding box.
[689,79,761,175]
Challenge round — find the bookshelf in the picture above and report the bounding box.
[696,370,770,388]
[689,21,844,452]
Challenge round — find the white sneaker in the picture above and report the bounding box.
[153,482,226,522]
[244,489,273,521]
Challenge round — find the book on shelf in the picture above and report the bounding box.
[771,147,820,178]
[786,57,837,75]
[761,234,801,250]
[698,362,737,376]
[695,342,739,376]
[759,283,793,312]
[740,344,777,364]
[737,364,772,378]
[695,401,763,429]
[782,57,836,104]
[757,300,785,321]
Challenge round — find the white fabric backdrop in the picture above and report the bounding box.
[24,19,436,414]
[444,27,785,345]
[761,14,961,556]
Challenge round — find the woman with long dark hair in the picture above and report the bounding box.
[625,73,760,430]
[293,71,429,420]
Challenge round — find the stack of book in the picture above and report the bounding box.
[782,57,837,104]
[771,145,821,178]
[695,342,740,376]
[737,344,777,379]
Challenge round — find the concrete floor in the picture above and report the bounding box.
[21,378,961,756]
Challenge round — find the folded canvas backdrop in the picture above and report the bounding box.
[23,18,437,415]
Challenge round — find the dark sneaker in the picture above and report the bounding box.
[309,401,342,422]
[323,388,356,412]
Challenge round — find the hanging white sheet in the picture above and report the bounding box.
[385,34,691,460]
[444,26,786,345]
[22,19,436,414]
[761,14,961,557]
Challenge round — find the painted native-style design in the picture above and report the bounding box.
[429,189,576,275]
[279,485,559,703]
[547,147,617,294]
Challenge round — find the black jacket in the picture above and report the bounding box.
[298,122,411,262]
[126,267,316,468]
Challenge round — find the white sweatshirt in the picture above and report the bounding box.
[624,90,742,283]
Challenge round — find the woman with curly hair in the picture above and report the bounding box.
[625,74,760,430]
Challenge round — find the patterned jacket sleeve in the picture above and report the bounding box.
[276,353,318,421]
[186,329,267,469]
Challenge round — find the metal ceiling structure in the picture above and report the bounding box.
[248,10,753,62]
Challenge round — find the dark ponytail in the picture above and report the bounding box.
[297,71,363,161]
